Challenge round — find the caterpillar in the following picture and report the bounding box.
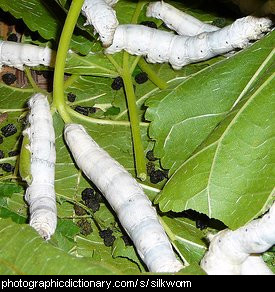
[105,0,119,6]
[201,202,275,275]
[105,16,272,70]
[82,0,119,47]
[146,1,219,36]
[20,93,57,240]
[64,124,183,273]
[0,41,55,71]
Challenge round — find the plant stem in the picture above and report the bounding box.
[122,53,147,181]
[131,1,147,24]
[105,54,123,75]
[53,0,84,124]
[66,104,149,127]
[25,68,45,94]
[130,56,141,74]
[138,58,168,90]
[118,0,148,181]
[64,74,80,91]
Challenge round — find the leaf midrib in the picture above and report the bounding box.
[206,73,274,217]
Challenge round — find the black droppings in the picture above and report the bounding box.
[7,33,18,42]
[8,150,19,157]
[74,204,87,216]
[81,188,100,213]
[1,124,17,137]
[81,188,95,201]
[111,77,124,90]
[0,150,4,159]
[0,136,3,144]
[99,228,113,238]
[162,169,169,179]
[140,21,157,29]
[146,150,157,161]
[85,197,100,213]
[211,18,226,28]
[2,73,17,85]
[135,72,148,84]
[2,163,14,172]
[77,219,93,236]
[88,107,96,114]
[94,191,104,203]
[146,162,155,176]
[67,92,76,102]
[122,234,133,246]
[74,106,89,116]
[150,169,166,184]
[99,228,116,247]
[42,71,54,79]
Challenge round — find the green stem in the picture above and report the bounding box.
[122,53,147,181]
[131,1,147,24]
[25,68,45,94]
[64,74,80,91]
[105,54,123,75]
[118,0,149,181]
[66,104,149,127]
[53,0,84,124]
[130,56,141,74]
[138,58,168,90]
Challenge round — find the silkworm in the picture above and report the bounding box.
[146,1,219,36]
[22,93,57,240]
[105,0,119,6]
[64,123,183,272]
[201,202,275,275]
[82,0,119,47]
[0,41,55,71]
[105,16,272,69]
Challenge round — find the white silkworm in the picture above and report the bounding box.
[23,93,57,240]
[146,1,219,36]
[105,16,272,69]
[105,0,119,6]
[241,255,273,275]
[0,41,54,71]
[64,123,183,273]
[82,0,119,47]
[201,202,275,275]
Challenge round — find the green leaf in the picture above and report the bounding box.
[64,75,117,112]
[0,218,122,275]
[160,215,207,265]
[65,51,118,77]
[0,182,22,198]
[19,134,31,184]
[112,237,146,272]
[156,71,275,229]
[145,32,274,175]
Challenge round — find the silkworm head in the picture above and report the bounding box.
[146,1,162,18]
[105,26,125,53]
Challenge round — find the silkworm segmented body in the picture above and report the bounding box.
[64,124,183,272]
[147,1,219,36]
[201,202,275,275]
[105,16,272,69]
[0,41,54,70]
[23,93,57,240]
[82,0,119,47]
